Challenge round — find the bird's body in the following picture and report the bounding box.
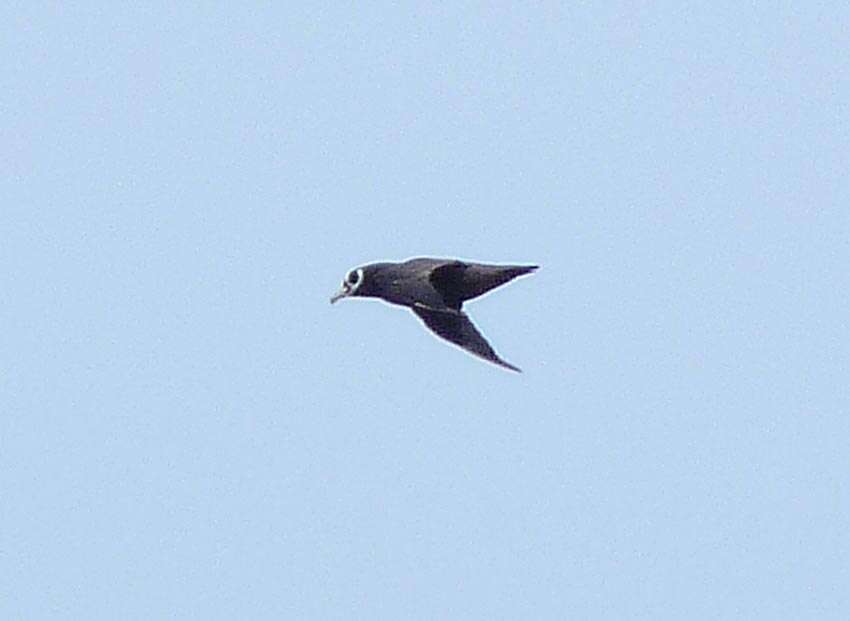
[330,258,537,371]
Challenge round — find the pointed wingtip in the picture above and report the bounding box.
[497,359,523,373]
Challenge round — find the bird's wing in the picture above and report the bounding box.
[411,304,521,372]
[428,261,538,309]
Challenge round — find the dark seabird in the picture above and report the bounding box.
[330,258,538,372]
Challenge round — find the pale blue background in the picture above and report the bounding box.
[2,4,849,619]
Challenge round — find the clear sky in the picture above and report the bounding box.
[2,4,848,619]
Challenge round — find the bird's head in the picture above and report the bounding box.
[329,265,376,303]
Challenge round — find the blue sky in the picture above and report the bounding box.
[2,3,848,619]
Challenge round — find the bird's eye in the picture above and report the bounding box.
[347,270,360,285]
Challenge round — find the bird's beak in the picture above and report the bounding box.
[329,284,350,304]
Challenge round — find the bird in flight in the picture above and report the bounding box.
[330,258,538,371]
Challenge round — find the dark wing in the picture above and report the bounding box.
[411,304,521,372]
[429,261,538,309]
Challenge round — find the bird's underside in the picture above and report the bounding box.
[331,258,537,371]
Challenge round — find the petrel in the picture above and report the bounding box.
[330,258,538,372]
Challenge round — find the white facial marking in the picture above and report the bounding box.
[344,268,364,295]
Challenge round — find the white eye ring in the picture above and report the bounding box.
[345,268,364,293]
